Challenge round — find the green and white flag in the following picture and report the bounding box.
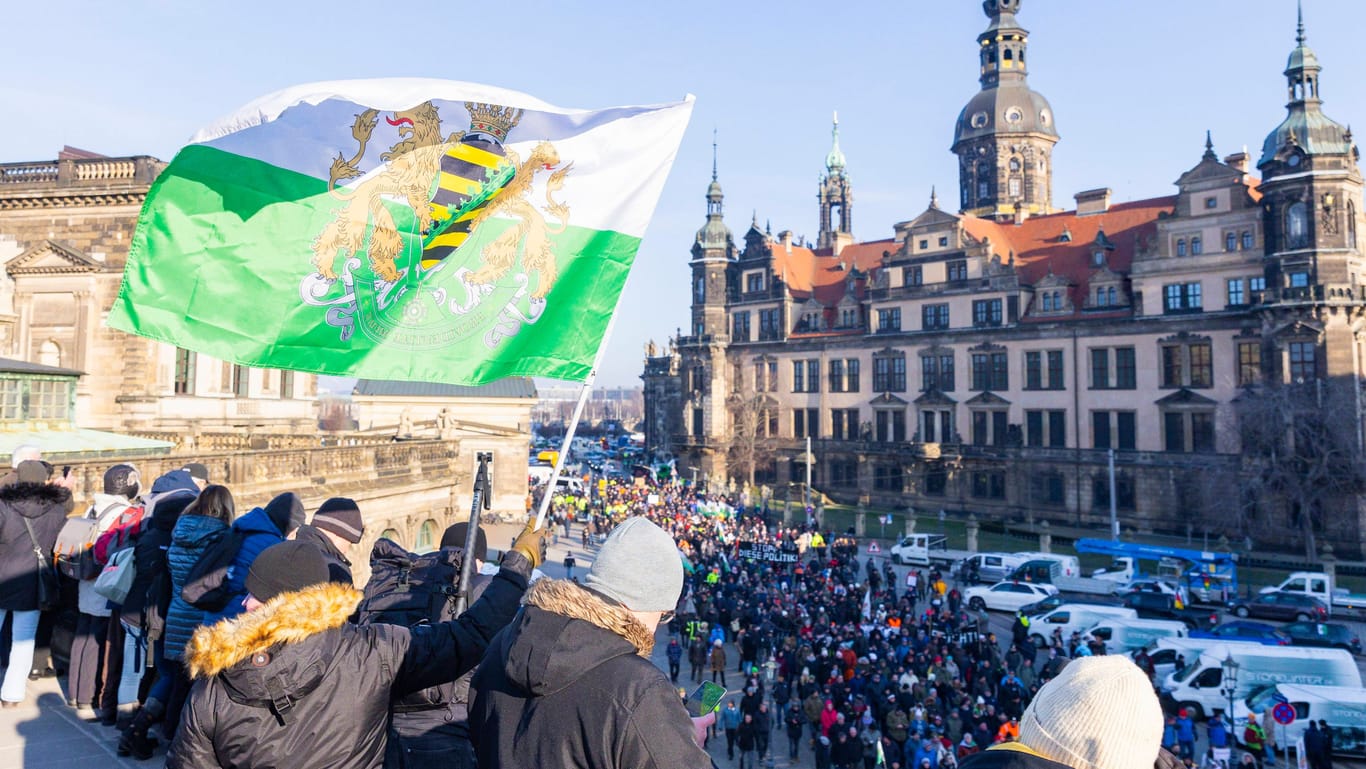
[109,79,693,384]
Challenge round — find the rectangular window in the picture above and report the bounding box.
[972,352,1008,391]
[807,360,820,393]
[1026,410,1044,447]
[1161,346,1184,388]
[971,410,988,445]
[174,348,197,395]
[1289,341,1316,381]
[1162,282,1203,313]
[767,361,778,392]
[877,307,902,332]
[904,265,923,287]
[1093,411,1112,449]
[1025,351,1042,390]
[922,303,950,330]
[1093,475,1136,511]
[1237,342,1261,386]
[972,299,1003,327]
[1090,348,1109,389]
[1116,411,1136,450]
[1047,350,1064,389]
[281,370,295,400]
[1048,409,1066,448]
[759,309,781,341]
[28,380,69,421]
[1189,343,1213,388]
[692,408,703,437]
[1289,272,1309,288]
[792,360,804,393]
[0,379,19,420]
[1164,412,1185,452]
[1030,473,1066,506]
[732,312,751,341]
[846,359,860,392]
[746,272,765,293]
[1115,347,1136,389]
[1227,278,1245,307]
[991,352,1009,391]
[970,472,1006,499]
[947,260,968,282]
[793,409,806,438]
[233,365,250,398]
[1192,412,1215,453]
[753,361,765,391]
[873,356,906,393]
[1248,276,1266,303]
[993,410,1008,447]
[938,236,949,247]
[829,359,844,392]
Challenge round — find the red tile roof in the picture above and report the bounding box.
[770,238,892,305]
[960,196,1176,316]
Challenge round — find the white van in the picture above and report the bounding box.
[1088,618,1187,655]
[1238,684,1366,756]
[1014,552,1082,578]
[959,552,1029,584]
[1028,604,1137,647]
[1142,637,1268,682]
[1161,644,1361,720]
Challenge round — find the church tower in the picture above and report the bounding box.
[817,112,855,254]
[1257,1,1362,311]
[690,137,735,339]
[952,0,1059,220]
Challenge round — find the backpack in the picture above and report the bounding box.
[355,538,465,628]
[180,527,245,611]
[54,501,124,580]
[92,504,147,566]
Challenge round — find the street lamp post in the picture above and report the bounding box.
[1220,653,1240,725]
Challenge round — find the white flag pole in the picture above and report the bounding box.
[532,303,623,531]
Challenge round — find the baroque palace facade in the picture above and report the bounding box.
[643,1,1366,554]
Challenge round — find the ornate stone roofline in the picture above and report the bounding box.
[0,192,149,210]
[0,155,164,192]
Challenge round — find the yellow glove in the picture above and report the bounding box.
[511,519,548,568]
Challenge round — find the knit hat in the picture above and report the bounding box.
[312,497,364,544]
[263,492,307,536]
[16,460,49,484]
[180,463,210,483]
[246,541,330,602]
[103,463,140,496]
[1017,656,1162,769]
[441,522,488,561]
[583,517,683,613]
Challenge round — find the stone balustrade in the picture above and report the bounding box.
[0,162,60,184]
[0,155,163,188]
[58,438,464,510]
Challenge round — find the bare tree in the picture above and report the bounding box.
[725,391,779,487]
[1235,377,1365,561]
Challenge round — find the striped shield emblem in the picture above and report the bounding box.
[421,138,515,272]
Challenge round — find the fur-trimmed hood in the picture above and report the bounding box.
[524,578,655,656]
[495,578,656,699]
[185,581,361,679]
[0,481,72,516]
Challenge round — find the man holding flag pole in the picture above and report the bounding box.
[110,76,697,768]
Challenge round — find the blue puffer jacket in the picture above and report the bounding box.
[163,513,228,661]
[201,506,285,625]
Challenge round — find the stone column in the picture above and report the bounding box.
[1038,520,1051,554]
[1320,543,1337,585]
[904,511,917,537]
[966,514,979,553]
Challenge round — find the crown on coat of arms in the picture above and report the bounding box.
[465,103,524,143]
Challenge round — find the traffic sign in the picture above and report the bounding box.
[868,542,881,554]
[1272,702,1296,725]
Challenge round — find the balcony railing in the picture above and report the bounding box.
[0,156,163,188]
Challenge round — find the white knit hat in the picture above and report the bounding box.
[1017,656,1162,769]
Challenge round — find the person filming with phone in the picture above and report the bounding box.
[469,516,715,768]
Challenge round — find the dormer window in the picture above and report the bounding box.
[1225,232,1236,252]
[1204,197,1218,210]
[1092,250,1105,266]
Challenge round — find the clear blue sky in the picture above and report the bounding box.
[1,1,1358,388]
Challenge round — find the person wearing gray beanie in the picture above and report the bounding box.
[469,516,711,769]
[959,655,1166,769]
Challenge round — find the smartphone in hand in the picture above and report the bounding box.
[684,681,726,718]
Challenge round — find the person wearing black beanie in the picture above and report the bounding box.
[167,525,549,769]
[294,498,364,585]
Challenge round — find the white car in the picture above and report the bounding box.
[1114,579,1178,597]
[964,581,1059,613]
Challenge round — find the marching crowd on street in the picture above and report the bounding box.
[0,444,1341,769]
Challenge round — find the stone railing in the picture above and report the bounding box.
[0,156,163,188]
[59,438,463,509]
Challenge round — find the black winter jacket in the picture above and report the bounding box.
[469,578,710,769]
[166,553,530,769]
[0,482,71,611]
[120,491,193,632]
[294,524,353,585]
[959,744,1080,769]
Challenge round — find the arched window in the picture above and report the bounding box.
[1225,232,1236,252]
[416,519,438,553]
[1176,240,1187,257]
[1191,237,1203,255]
[379,528,402,547]
[1041,293,1053,311]
[1287,202,1309,249]
[1107,287,1117,306]
[1095,288,1107,307]
[1009,157,1021,172]
[1054,291,1064,309]
[38,340,60,368]
[1242,231,1254,250]
[1003,49,1013,61]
